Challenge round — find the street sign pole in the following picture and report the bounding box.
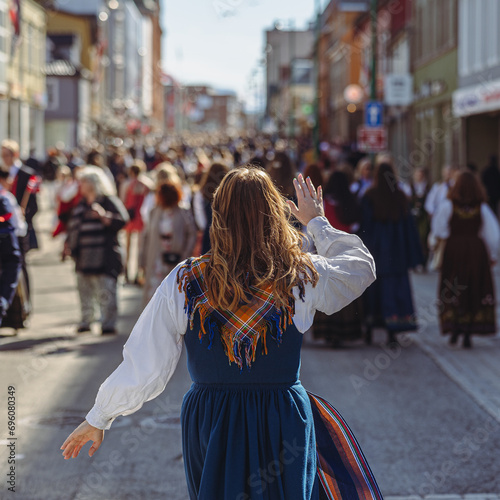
[370,0,378,166]
[313,0,321,161]
[370,0,378,101]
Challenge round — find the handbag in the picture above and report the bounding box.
[429,238,446,271]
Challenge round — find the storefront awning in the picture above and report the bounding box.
[453,78,500,117]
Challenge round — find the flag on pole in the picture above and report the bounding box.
[9,0,21,58]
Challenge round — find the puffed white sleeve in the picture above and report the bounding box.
[479,203,500,262]
[424,184,438,216]
[430,198,453,240]
[293,216,376,332]
[85,262,188,430]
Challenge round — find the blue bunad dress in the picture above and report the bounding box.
[85,216,383,500]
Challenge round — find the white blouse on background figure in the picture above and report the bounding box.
[84,216,376,430]
[430,199,500,261]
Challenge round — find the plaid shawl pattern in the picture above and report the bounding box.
[176,254,295,370]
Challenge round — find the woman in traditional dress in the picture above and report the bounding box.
[61,168,382,499]
[430,170,499,348]
[313,170,364,347]
[139,180,197,305]
[360,162,423,345]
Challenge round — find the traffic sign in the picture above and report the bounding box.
[357,126,387,152]
[365,101,383,127]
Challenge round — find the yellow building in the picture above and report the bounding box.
[0,0,47,158]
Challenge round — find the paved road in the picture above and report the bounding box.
[0,199,499,499]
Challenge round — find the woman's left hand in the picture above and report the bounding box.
[60,420,104,459]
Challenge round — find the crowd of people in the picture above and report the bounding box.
[0,133,499,349]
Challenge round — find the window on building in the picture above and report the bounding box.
[415,0,457,64]
[0,1,8,88]
[291,59,313,85]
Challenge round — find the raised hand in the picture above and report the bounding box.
[287,173,325,226]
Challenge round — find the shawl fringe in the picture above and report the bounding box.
[176,256,295,370]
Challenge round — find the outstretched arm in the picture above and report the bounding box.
[60,265,188,458]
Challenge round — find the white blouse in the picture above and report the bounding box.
[430,199,500,262]
[85,216,376,430]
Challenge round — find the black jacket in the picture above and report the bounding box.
[12,164,38,226]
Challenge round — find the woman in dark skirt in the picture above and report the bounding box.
[61,168,382,499]
[313,170,364,347]
[360,162,424,345]
[430,170,499,348]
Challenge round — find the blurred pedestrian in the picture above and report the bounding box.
[61,169,382,500]
[109,148,128,192]
[2,139,38,330]
[431,170,500,348]
[192,162,229,255]
[41,149,61,210]
[66,166,129,335]
[408,167,431,268]
[52,165,81,239]
[139,180,197,305]
[313,170,363,347]
[25,148,41,175]
[140,162,182,223]
[425,164,456,218]
[360,162,424,345]
[481,155,500,216]
[266,150,296,200]
[2,139,39,253]
[87,150,116,194]
[351,157,373,200]
[121,160,149,284]
[0,166,24,326]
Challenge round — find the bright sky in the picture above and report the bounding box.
[161,0,327,108]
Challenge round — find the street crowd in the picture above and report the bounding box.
[0,134,499,349]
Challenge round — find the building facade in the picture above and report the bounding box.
[45,10,96,149]
[453,0,500,172]
[53,0,158,140]
[265,24,315,137]
[318,0,368,144]
[0,0,47,158]
[411,0,459,181]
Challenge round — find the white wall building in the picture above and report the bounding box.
[453,0,500,169]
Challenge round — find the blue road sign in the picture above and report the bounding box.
[365,101,383,127]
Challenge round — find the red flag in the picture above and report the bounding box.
[9,0,21,58]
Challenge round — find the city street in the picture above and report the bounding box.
[0,198,499,500]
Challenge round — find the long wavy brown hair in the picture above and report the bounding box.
[205,166,319,311]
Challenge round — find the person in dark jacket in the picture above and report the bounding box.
[1,139,38,330]
[1,139,39,253]
[66,166,129,335]
[0,172,22,325]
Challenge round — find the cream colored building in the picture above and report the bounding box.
[0,0,47,158]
